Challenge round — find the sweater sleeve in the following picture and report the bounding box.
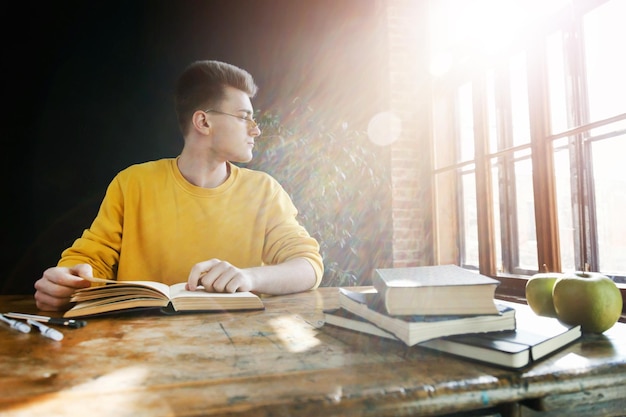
[262,186,324,289]
[57,175,124,279]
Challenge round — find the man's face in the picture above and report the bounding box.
[205,86,261,163]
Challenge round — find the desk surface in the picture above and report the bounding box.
[1,288,625,417]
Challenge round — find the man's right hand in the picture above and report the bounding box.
[34,264,93,311]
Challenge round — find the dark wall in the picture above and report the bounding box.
[2,0,385,293]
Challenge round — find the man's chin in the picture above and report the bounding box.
[232,154,253,164]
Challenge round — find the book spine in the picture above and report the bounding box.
[371,270,386,294]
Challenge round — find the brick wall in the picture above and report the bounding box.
[383,0,435,267]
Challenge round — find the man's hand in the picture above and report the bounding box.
[186,259,253,293]
[34,264,93,311]
[186,257,316,295]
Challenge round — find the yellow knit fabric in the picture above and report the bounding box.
[58,158,323,287]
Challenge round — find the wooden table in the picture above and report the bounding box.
[1,288,625,417]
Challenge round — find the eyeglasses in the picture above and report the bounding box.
[203,109,258,129]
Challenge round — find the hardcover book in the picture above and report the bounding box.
[419,300,582,369]
[63,277,264,318]
[323,308,398,340]
[372,264,500,316]
[337,287,515,346]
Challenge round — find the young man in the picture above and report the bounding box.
[34,60,323,311]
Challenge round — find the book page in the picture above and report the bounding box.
[74,279,172,299]
[168,283,258,300]
[82,276,118,285]
[375,264,499,288]
[169,283,208,299]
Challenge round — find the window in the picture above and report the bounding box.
[429,0,626,301]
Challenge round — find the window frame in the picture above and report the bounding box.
[429,0,626,312]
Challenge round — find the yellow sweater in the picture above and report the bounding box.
[58,159,323,287]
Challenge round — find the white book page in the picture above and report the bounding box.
[169,283,256,299]
[82,276,172,298]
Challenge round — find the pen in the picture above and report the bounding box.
[0,313,31,334]
[27,319,64,341]
[5,312,87,329]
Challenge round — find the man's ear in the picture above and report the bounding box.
[192,110,211,134]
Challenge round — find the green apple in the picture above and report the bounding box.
[552,271,623,333]
[525,272,562,318]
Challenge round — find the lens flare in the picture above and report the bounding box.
[367,111,402,146]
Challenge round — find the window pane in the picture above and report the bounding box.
[487,70,499,153]
[458,83,474,162]
[434,170,459,264]
[432,95,456,170]
[510,52,530,147]
[514,156,537,270]
[583,0,626,122]
[592,134,626,275]
[553,137,576,270]
[546,30,568,133]
[461,167,479,267]
[491,159,503,272]
[491,148,534,274]
[590,119,626,138]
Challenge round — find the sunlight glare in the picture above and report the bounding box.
[6,366,171,417]
[268,315,321,352]
[367,111,402,146]
[551,352,591,369]
[429,0,572,76]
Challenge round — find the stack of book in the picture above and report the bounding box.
[324,264,582,369]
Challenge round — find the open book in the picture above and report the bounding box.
[63,277,264,318]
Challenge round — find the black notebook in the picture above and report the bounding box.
[419,300,582,369]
